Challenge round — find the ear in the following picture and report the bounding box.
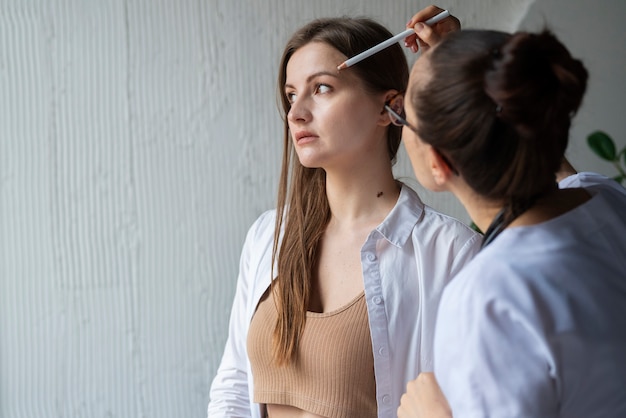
[378,90,401,126]
[427,147,455,188]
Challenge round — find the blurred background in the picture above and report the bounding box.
[1,0,624,416]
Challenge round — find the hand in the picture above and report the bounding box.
[397,372,452,418]
[404,5,461,53]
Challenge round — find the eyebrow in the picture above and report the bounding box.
[284,70,341,90]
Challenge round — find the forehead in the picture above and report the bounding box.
[285,42,346,83]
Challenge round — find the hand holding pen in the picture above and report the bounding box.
[404,5,461,53]
[338,7,460,70]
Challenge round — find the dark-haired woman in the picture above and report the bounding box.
[397,25,626,417]
[208,9,481,418]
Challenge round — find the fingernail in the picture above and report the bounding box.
[414,22,425,33]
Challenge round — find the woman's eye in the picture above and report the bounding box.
[285,92,296,103]
[315,84,331,94]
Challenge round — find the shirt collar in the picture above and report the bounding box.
[374,183,425,247]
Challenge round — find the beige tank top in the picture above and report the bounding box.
[247,288,376,418]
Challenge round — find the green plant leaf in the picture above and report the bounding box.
[613,174,625,184]
[587,131,616,161]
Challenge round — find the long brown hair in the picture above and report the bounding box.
[272,17,409,365]
[410,29,587,226]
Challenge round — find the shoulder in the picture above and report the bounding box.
[441,241,559,323]
[443,245,519,301]
[401,184,480,241]
[394,186,482,270]
[246,209,277,241]
[560,172,626,195]
[421,205,478,238]
[237,210,277,295]
[416,203,482,257]
[239,209,278,262]
[389,184,481,253]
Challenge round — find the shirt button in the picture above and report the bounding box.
[378,346,387,357]
[382,395,391,404]
[373,296,383,305]
[366,253,376,262]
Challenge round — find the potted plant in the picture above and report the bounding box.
[587,131,625,185]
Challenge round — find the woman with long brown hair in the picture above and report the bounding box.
[209,8,480,418]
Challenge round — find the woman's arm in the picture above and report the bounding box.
[208,212,275,418]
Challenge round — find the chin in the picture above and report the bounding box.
[295,152,324,169]
[296,157,322,169]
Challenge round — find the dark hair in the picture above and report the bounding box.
[411,29,588,222]
[272,17,409,365]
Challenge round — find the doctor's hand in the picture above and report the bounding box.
[404,5,461,53]
[397,372,452,418]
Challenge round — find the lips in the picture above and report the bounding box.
[294,130,318,144]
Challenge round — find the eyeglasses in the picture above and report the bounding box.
[386,95,459,176]
[384,95,419,134]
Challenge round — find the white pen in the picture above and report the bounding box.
[337,9,451,70]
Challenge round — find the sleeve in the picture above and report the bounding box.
[433,274,559,418]
[208,214,270,418]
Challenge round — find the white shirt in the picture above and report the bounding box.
[208,184,481,418]
[435,173,626,417]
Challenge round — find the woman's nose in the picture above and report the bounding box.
[287,97,311,123]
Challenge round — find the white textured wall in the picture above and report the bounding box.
[520,0,626,176]
[1,1,623,417]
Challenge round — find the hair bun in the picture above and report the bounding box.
[489,30,588,129]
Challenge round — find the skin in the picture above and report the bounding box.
[286,42,391,174]
[404,4,461,53]
[397,373,451,418]
[268,40,401,418]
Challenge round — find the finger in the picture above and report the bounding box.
[436,15,461,34]
[406,5,446,29]
[397,400,407,418]
[412,22,442,51]
[403,33,420,53]
[407,376,420,392]
[417,371,436,386]
[397,389,418,418]
[406,7,460,53]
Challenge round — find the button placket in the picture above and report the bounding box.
[362,236,393,417]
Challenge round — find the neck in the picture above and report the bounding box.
[450,186,503,234]
[451,179,583,234]
[324,164,400,226]
[511,187,590,227]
